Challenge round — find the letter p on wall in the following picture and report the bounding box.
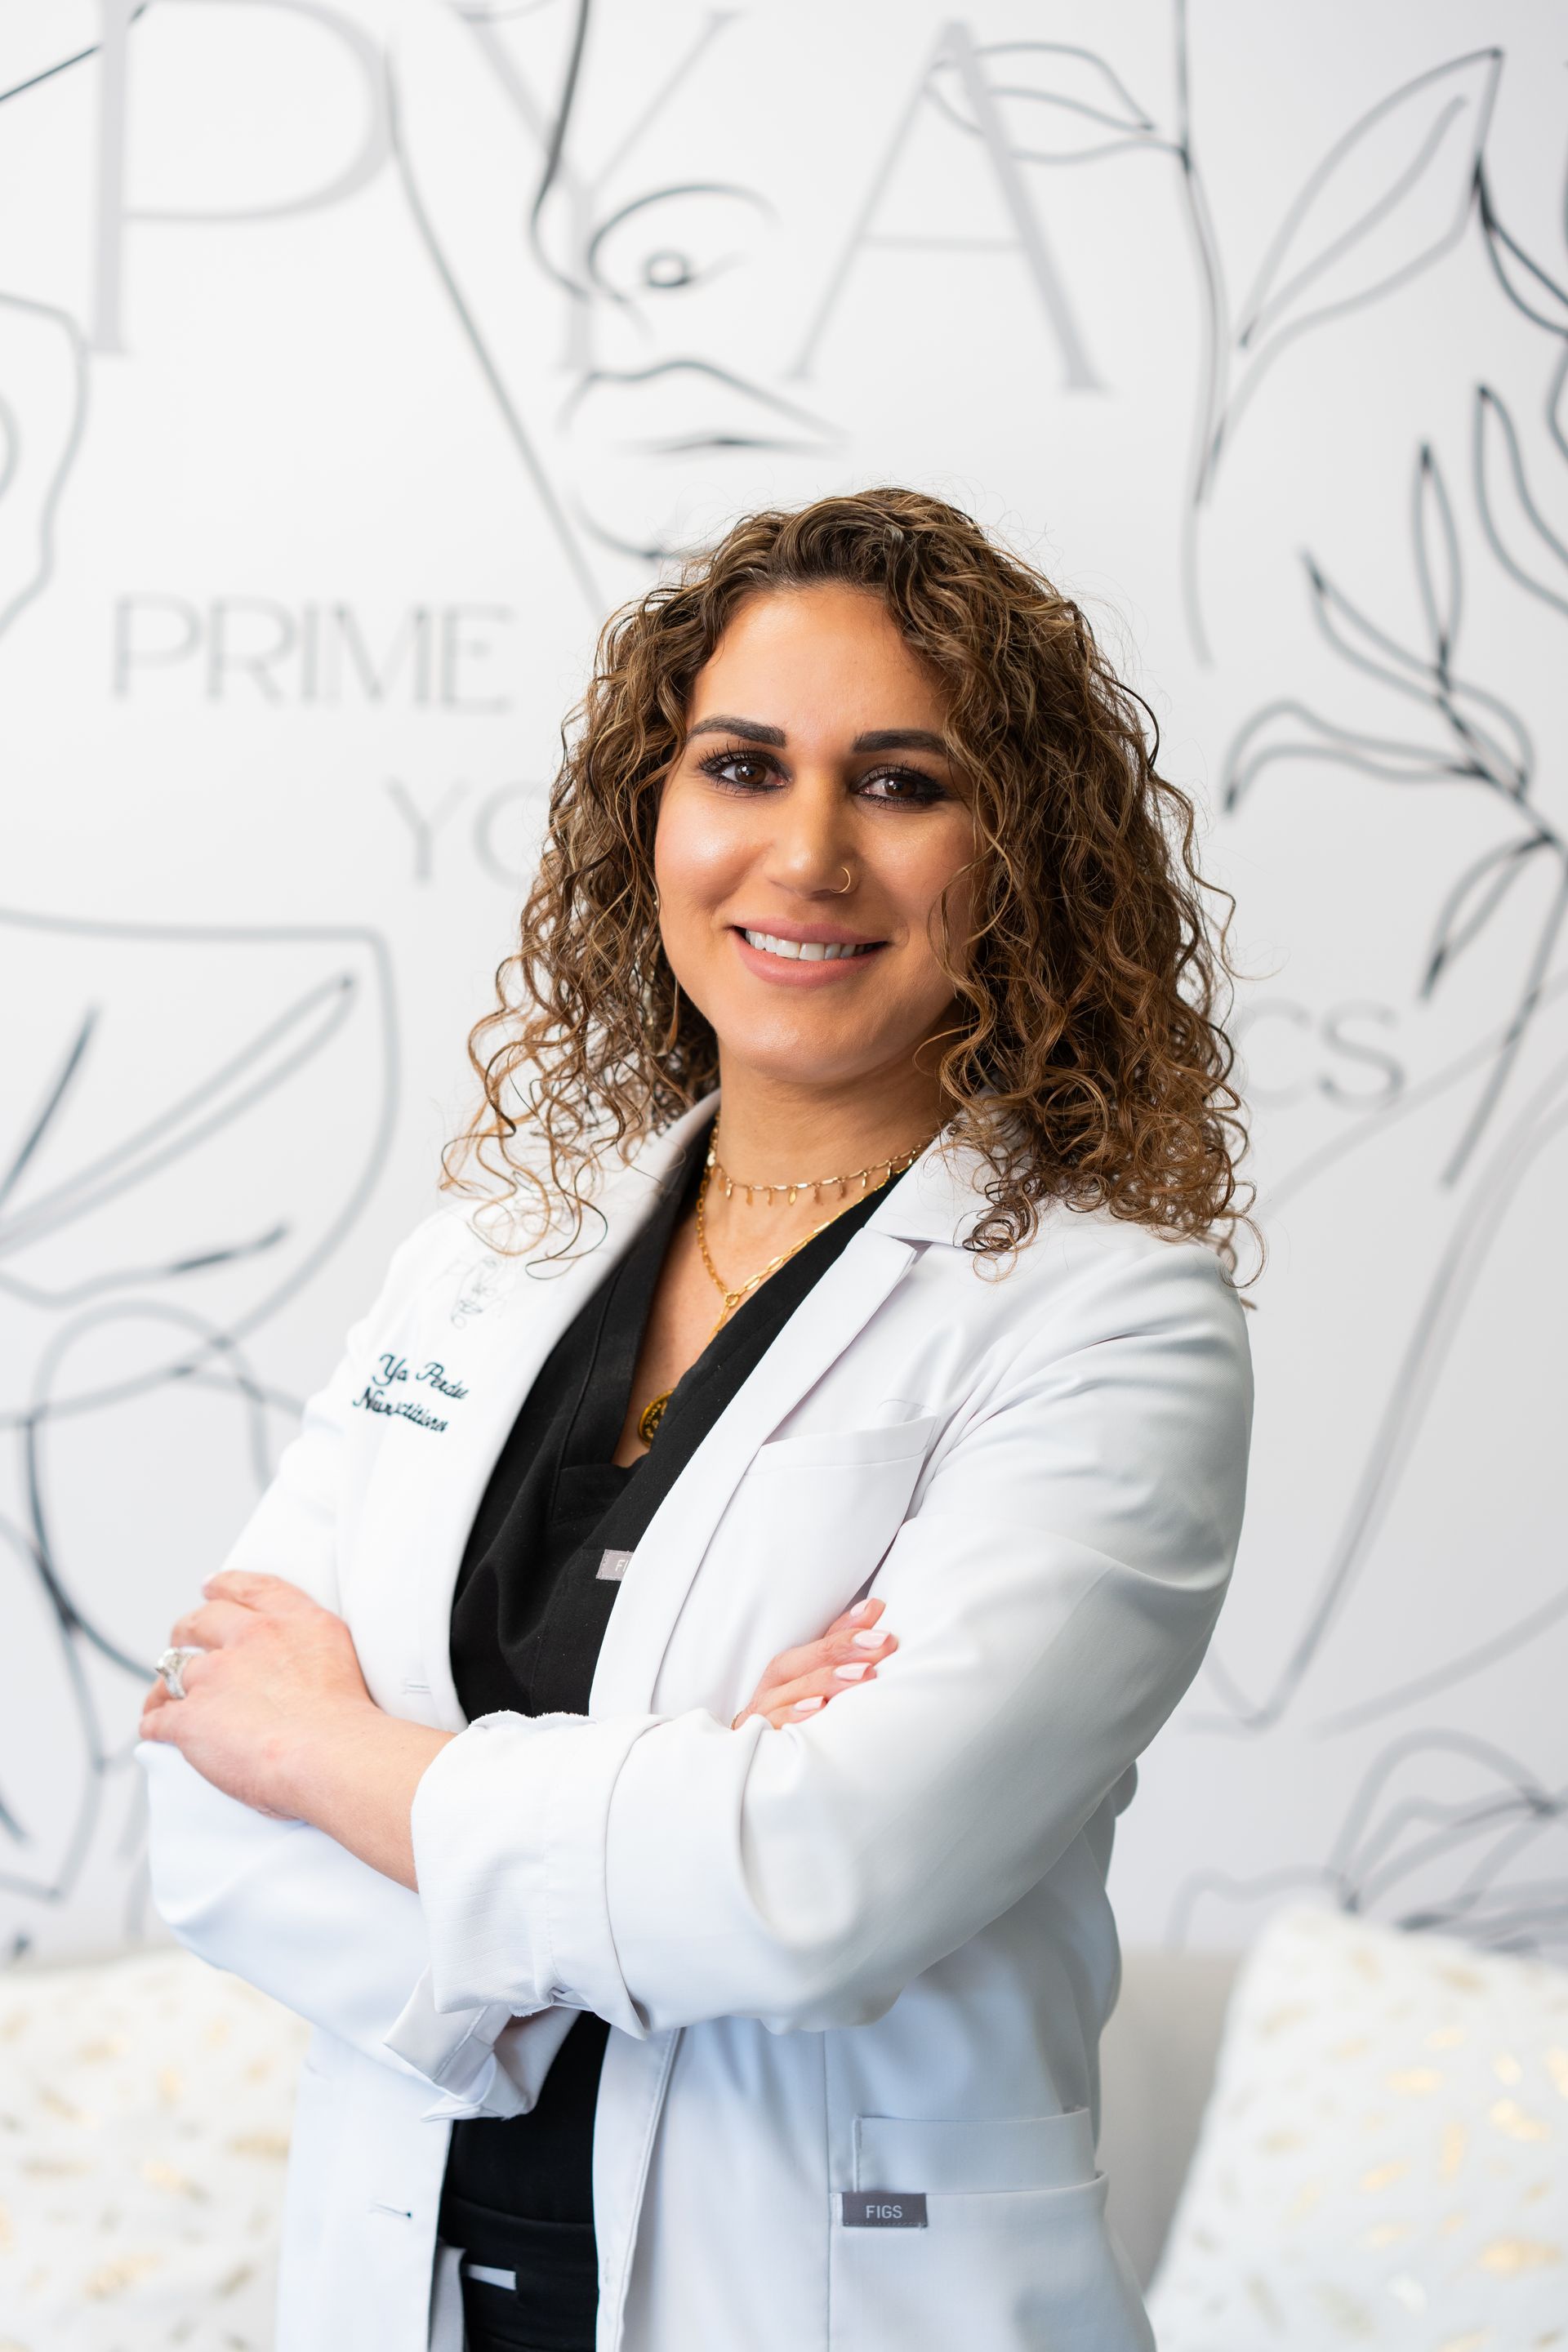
[90,0,390,356]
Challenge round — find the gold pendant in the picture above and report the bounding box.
[637,1389,671,1446]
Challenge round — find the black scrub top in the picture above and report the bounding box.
[438,1119,906,2352]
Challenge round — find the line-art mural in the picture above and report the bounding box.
[1,0,1561,1969]
[1175,150,1568,1957]
[1170,1729,1568,1956]
[2,912,397,1956]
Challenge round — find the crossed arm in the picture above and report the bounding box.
[139,1578,896,1891]
[140,1230,1250,2071]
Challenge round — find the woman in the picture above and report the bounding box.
[138,488,1254,2352]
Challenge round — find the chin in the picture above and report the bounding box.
[710,1013,906,1091]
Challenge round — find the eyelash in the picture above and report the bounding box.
[693,746,947,806]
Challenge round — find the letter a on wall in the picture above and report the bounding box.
[789,20,1102,390]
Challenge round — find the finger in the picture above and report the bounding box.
[754,1599,884,1690]
[750,1637,833,1692]
[764,1683,871,1730]
[767,1695,828,1729]
[788,1659,883,1704]
[140,1682,180,1740]
[801,1595,887,1659]
[751,1617,895,1704]
[168,1647,217,1696]
[762,1656,886,1725]
[168,1598,252,1652]
[752,1627,898,1712]
[733,1669,855,1734]
[200,1569,310,1611]
[822,1596,884,1638]
[138,1653,212,1731]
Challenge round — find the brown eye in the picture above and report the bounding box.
[696,747,782,791]
[858,767,947,806]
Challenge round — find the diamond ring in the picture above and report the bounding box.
[155,1646,204,1700]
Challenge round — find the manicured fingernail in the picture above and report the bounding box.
[791,1695,825,1716]
[835,1661,870,1682]
[852,1628,885,1648]
[849,1601,875,1619]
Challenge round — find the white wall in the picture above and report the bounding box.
[3,0,1562,1965]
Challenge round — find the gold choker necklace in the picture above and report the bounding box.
[705,1130,933,1207]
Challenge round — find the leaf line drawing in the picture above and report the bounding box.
[909,16,1512,661]
[0,913,399,1946]
[1198,154,1568,1744]
[0,9,159,651]
[1174,31,1504,662]
[1,979,359,1276]
[801,13,1513,665]
[1227,442,1566,1186]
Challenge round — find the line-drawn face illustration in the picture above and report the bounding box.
[391,0,849,595]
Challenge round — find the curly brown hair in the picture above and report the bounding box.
[444,487,1254,1279]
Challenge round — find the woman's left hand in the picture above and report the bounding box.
[140,1570,377,1820]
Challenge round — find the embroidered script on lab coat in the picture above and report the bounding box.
[352,1354,470,1433]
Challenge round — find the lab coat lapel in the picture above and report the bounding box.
[393,1100,719,1730]
[588,1223,920,1718]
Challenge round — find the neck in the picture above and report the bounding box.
[710,1056,945,1186]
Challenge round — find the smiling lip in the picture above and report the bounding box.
[731,922,886,985]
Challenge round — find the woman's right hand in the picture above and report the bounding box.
[731,1597,898,1731]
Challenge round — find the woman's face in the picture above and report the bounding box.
[654,584,976,1094]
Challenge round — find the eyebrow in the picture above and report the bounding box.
[688,714,786,746]
[686,715,950,756]
[850,727,949,756]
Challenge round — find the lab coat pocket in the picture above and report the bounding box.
[832,2111,1152,2352]
[749,1413,938,1474]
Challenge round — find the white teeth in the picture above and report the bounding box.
[742,929,872,962]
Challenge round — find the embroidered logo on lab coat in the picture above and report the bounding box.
[450,1254,513,1327]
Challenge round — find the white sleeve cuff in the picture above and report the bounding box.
[408,1709,660,2038]
[381,1962,527,2111]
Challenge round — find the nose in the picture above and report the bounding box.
[761,768,856,898]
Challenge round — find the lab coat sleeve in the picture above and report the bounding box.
[136,1209,528,2108]
[405,1233,1254,2038]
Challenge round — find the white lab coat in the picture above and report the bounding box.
[139,1097,1253,2352]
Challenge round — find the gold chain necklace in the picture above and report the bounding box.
[634,1126,935,1446]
